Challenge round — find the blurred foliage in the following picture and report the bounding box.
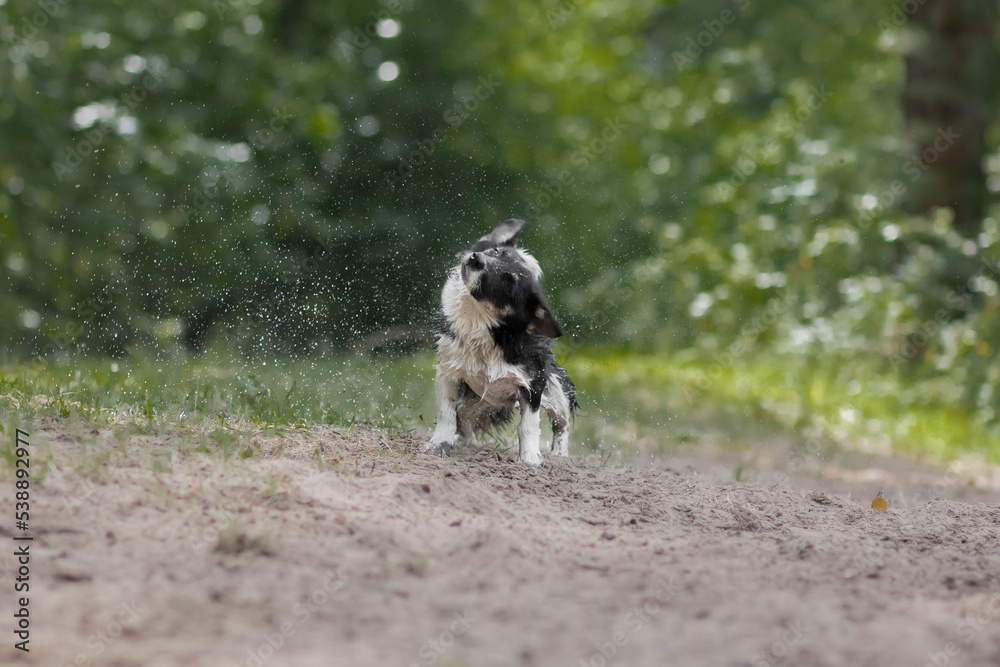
[3,0,1000,444]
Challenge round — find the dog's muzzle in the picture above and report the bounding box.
[460,252,485,287]
[466,252,485,270]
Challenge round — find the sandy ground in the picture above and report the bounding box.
[2,422,1000,667]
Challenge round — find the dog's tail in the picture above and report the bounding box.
[551,364,580,416]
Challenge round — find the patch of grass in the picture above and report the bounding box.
[562,350,1000,464]
[208,426,247,460]
[0,351,436,435]
[2,347,998,466]
[0,432,20,470]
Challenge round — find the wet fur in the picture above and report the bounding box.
[424,219,578,465]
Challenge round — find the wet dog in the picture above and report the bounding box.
[424,219,578,465]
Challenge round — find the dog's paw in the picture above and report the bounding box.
[423,434,456,457]
[519,449,544,466]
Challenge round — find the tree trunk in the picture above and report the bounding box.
[901,0,997,238]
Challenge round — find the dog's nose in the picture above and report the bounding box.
[467,252,484,270]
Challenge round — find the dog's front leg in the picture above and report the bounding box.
[516,395,543,466]
[425,369,460,456]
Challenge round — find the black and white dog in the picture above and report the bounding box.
[424,219,578,466]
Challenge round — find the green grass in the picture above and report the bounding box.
[0,351,433,430]
[1,347,998,465]
[565,349,1000,464]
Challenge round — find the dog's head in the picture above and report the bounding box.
[456,219,563,338]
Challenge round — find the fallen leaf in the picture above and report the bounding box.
[871,492,888,512]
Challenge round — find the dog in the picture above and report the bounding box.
[423,218,578,466]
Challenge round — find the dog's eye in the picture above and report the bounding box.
[503,272,516,283]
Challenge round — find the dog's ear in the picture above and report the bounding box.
[476,218,525,249]
[526,303,563,338]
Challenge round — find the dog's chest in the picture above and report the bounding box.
[438,328,526,406]
[438,277,528,406]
